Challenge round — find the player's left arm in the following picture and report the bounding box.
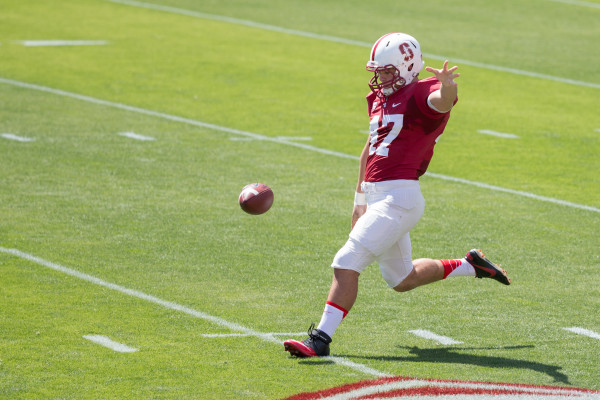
[351,136,369,230]
[425,60,460,113]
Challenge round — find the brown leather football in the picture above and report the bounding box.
[238,183,274,215]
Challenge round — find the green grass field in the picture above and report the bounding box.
[1,0,599,398]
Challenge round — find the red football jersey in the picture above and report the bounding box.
[364,76,456,181]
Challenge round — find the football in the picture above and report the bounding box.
[238,183,274,215]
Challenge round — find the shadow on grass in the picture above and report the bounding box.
[327,345,570,384]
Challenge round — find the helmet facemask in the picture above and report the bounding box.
[367,64,406,97]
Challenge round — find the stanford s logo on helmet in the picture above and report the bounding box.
[398,42,414,62]
[366,33,425,97]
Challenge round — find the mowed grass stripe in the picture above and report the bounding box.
[3,0,596,208]
[106,0,600,90]
[0,247,276,341]
[0,246,390,378]
[1,76,597,214]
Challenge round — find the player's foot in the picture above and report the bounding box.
[283,324,331,357]
[466,249,511,285]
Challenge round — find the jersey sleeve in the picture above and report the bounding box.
[414,78,457,119]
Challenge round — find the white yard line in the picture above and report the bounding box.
[0,247,390,377]
[230,136,312,142]
[425,172,599,213]
[273,136,312,141]
[0,247,277,342]
[83,335,138,352]
[106,0,600,90]
[107,0,373,48]
[408,329,463,345]
[20,40,109,47]
[202,332,306,338]
[564,327,600,341]
[1,133,35,142]
[547,0,600,9]
[478,129,520,139]
[1,77,598,214]
[328,356,391,378]
[118,131,156,141]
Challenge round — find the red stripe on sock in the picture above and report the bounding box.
[326,301,349,318]
[441,259,462,279]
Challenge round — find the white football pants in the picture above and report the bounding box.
[332,179,425,288]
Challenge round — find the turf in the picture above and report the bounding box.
[1,0,599,399]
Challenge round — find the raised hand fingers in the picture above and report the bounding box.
[442,60,460,74]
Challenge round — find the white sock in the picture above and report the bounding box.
[441,258,476,278]
[449,258,476,277]
[316,301,348,338]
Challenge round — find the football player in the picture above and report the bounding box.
[284,33,510,358]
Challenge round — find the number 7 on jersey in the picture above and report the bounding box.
[368,114,403,157]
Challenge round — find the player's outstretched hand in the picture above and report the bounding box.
[425,60,460,87]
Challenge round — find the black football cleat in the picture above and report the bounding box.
[283,324,332,358]
[466,249,511,285]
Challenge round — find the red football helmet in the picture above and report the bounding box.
[366,33,425,97]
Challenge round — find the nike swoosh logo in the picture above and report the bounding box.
[392,102,402,107]
[474,265,497,277]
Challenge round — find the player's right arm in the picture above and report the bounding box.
[425,60,459,113]
[351,136,370,230]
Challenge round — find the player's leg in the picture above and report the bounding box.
[317,199,412,336]
[284,201,389,358]
[284,186,424,358]
[376,233,443,292]
[392,250,510,292]
[283,242,369,358]
[393,258,444,292]
[326,268,360,312]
